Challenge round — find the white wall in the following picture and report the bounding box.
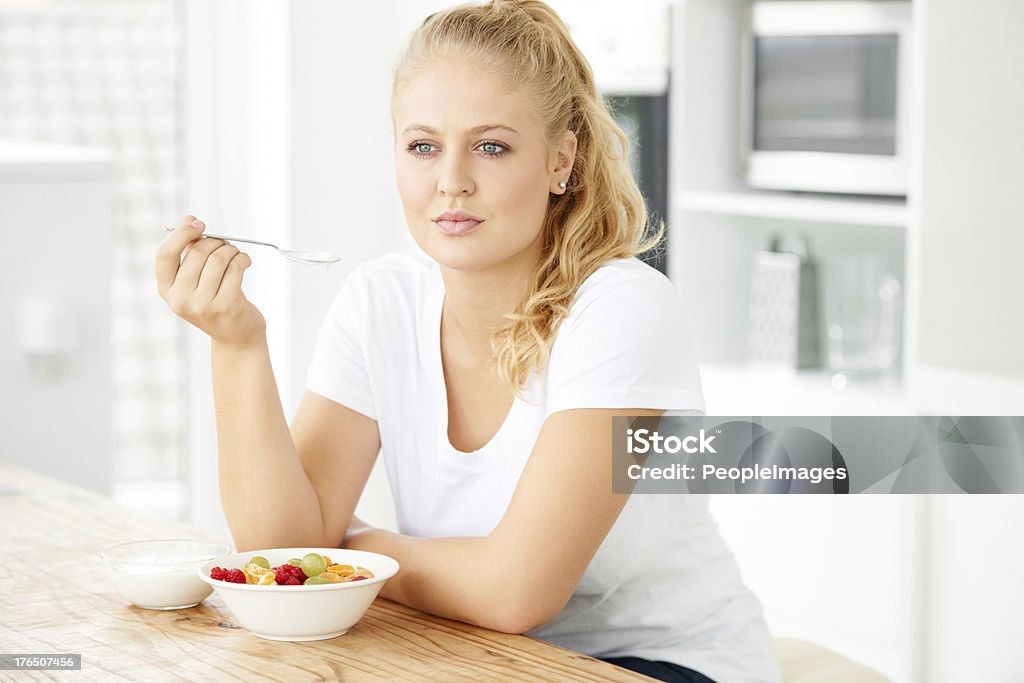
[185,1,413,537]
[924,496,1024,683]
[183,0,292,541]
[287,1,413,532]
[288,0,411,416]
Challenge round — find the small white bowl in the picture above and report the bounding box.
[198,547,399,641]
[101,539,231,610]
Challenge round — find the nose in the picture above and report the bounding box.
[436,151,474,196]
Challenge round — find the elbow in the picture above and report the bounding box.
[475,583,567,635]
[464,536,574,634]
[477,607,548,635]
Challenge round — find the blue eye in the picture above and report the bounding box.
[478,141,509,157]
[410,142,434,157]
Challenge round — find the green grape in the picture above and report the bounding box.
[287,558,302,567]
[304,576,331,585]
[246,556,270,569]
[300,552,326,578]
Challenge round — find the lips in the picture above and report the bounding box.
[433,209,484,236]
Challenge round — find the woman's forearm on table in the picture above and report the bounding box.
[345,526,543,633]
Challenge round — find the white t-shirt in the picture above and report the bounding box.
[307,248,782,683]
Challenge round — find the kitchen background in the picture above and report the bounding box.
[1,1,1022,681]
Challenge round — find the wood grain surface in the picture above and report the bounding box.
[0,464,652,682]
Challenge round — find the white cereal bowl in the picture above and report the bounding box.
[101,539,231,610]
[198,548,400,641]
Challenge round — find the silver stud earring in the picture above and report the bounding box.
[558,180,567,190]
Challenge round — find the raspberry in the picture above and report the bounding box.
[273,564,306,586]
[211,567,246,584]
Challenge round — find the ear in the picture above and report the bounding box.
[549,129,578,195]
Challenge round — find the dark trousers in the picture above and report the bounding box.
[601,656,718,683]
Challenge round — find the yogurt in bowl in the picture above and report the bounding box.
[101,539,231,610]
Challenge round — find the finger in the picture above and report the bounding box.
[214,251,253,302]
[195,243,241,301]
[173,236,227,292]
[155,216,205,296]
[180,218,213,260]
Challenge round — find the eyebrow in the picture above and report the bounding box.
[402,123,519,136]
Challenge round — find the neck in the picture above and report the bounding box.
[439,243,542,366]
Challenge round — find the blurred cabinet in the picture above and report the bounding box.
[667,0,1024,417]
[0,138,114,493]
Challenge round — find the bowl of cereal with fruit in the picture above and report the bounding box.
[198,548,399,641]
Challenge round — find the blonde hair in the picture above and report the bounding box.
[391,0,663,395]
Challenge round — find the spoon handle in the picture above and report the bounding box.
[162,226,277,249]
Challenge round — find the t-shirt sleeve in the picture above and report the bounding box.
[544,267,706,417]
[306,264,376,420]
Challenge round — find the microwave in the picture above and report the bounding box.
[741,1,913,196]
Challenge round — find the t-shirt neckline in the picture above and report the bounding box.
[431,277,520,458]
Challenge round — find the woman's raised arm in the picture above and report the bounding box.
[156,216,379,550]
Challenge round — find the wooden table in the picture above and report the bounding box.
[0,464,650,682]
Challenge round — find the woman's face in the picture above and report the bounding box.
[392,55,574,275]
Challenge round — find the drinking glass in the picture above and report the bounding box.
[825,256,902,378]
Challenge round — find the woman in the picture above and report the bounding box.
[155,2,780,681]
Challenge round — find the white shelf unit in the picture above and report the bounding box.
[676,189,910,229]
[666,4,921,678]
[667,0,920,417]
[699,362,913,416]
[668,5,1024,683]
[667,0,1024,420]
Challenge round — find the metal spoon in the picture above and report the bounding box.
[162,226,340,266]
